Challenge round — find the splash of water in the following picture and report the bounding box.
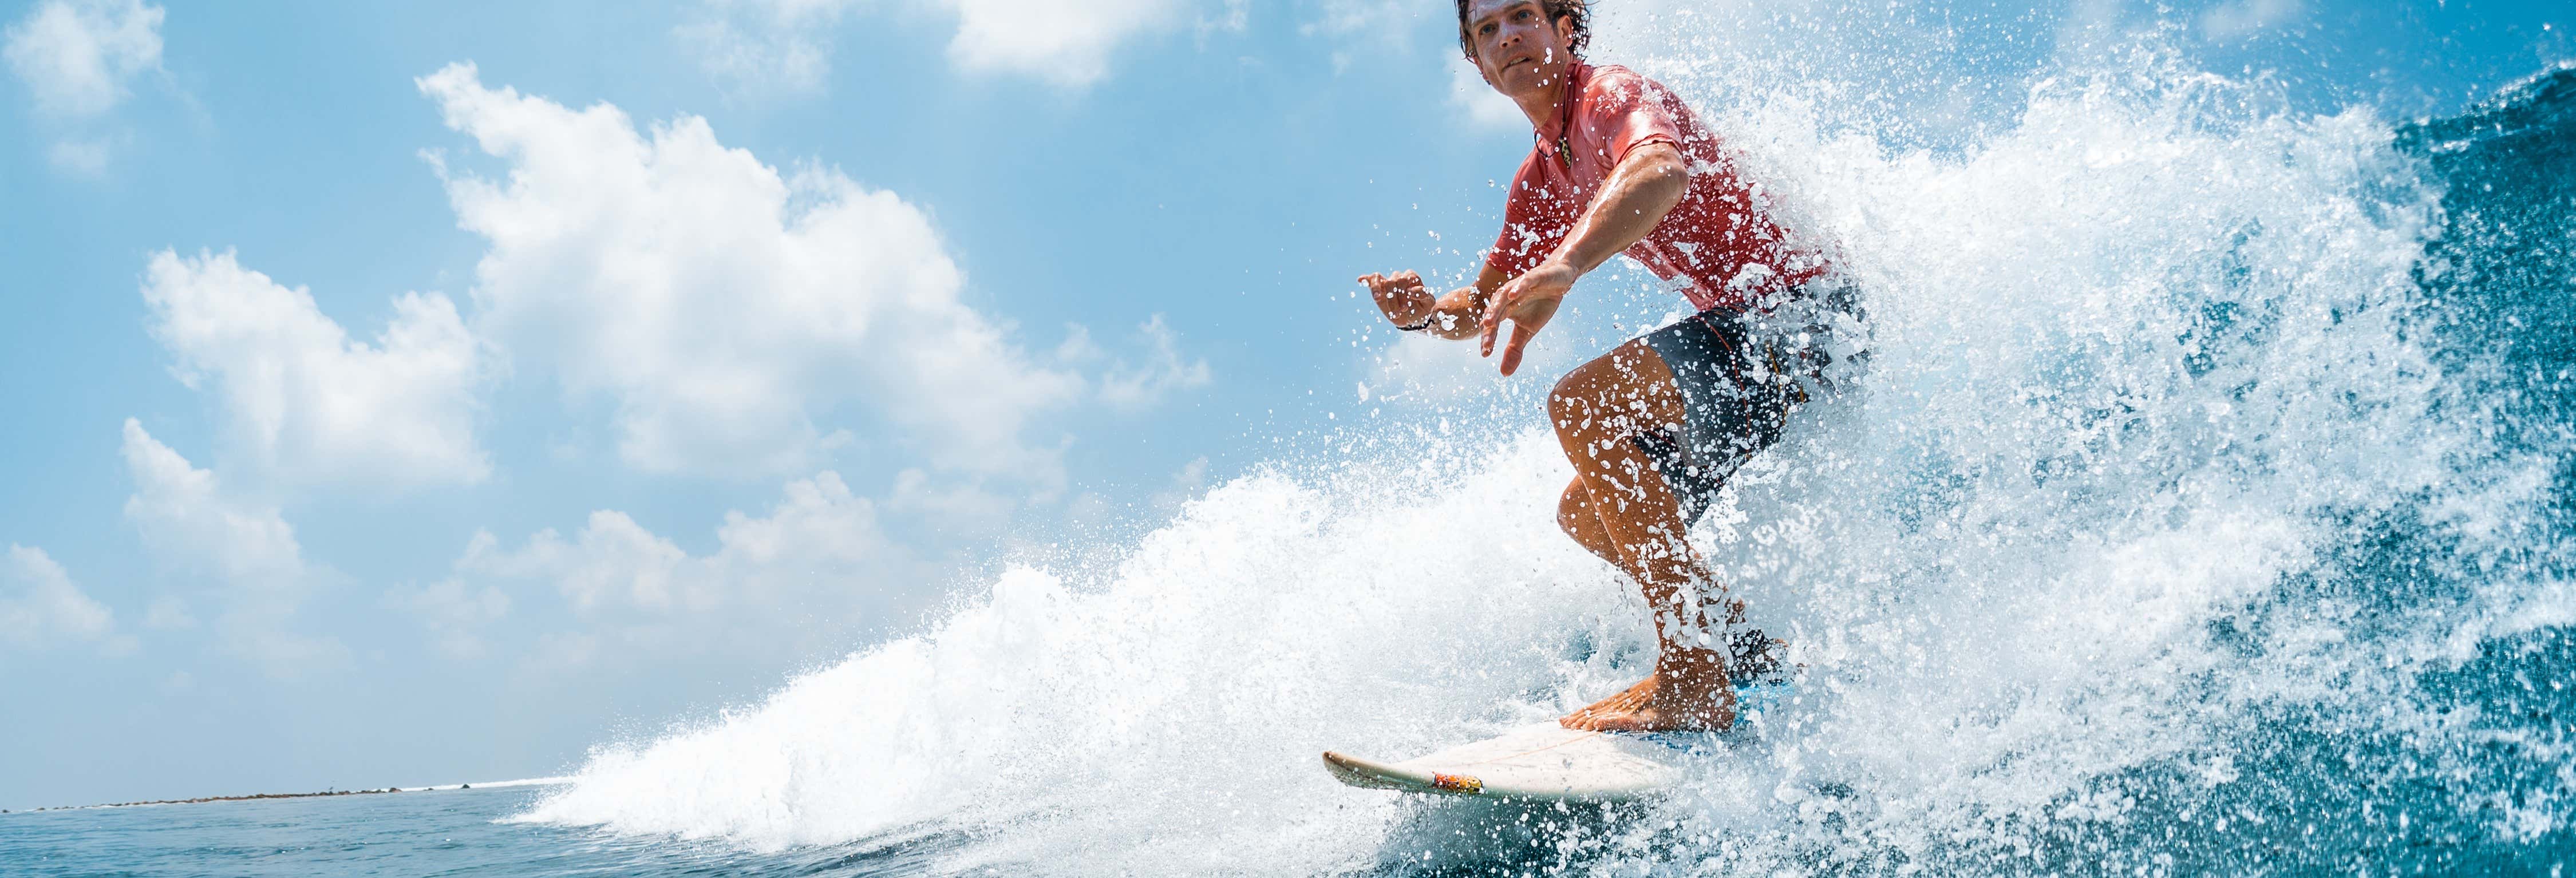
[520,41,2575,878]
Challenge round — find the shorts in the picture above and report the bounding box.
[1634,279,1862,523]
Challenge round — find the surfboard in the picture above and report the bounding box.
[1319,682,1793,801]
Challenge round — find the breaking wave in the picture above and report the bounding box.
[520,35,2575,878]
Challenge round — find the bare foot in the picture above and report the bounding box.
[1558,648,1736,733]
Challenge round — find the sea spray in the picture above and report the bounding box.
[523,41,2574,878]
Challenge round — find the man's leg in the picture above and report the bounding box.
[1556,478,1623,565]
[1548,339,1738,733]
[1561,478,1749,625]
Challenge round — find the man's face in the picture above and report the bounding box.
[1465,0,1574,100]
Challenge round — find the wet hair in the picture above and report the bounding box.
[1454,0,1591,61]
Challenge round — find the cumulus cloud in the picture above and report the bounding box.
[142,250,490,489]
[122,419,306,590]
[455,472,899,617]
[420,62,1118,481]
[121,419,341,669]
[678,0,1199,92]
[2,0,160,118]
[459,512,693,616]
[0,544,117,651]
[422,471,934,662]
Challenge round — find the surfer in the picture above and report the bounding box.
[1360,0,1846,733]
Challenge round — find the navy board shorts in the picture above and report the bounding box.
[1633,278,1863,523]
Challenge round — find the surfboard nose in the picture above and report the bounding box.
[1320,751,1408,790]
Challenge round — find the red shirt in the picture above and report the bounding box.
[1487,63,1826,314]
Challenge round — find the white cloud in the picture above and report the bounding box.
[2200,0,2302,39]
[431,471,928,659]
[461,471,898,617]
[142,250,490,489]
[122,419,306,590]
[1090,315,1213,411]
[120,419,342,669]
[460,512,695,616]
[2,0,161,119]
[0,544,116,650]
[4,0,161,174]
[420,63,1104,481]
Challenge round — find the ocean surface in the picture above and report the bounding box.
[0,782,966,876]
[12,29,2576,878]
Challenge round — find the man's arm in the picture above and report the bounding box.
[1479,142,1690,375]
[1550,141,1690,275]
[1365,140,1685,351]
[1358,262,1507,341]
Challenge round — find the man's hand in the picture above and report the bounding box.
[1358,270,1436,329]
[1480,259,1578,375]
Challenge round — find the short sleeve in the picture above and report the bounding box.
[1585,70,1685,165]
[1485,152,1555,278]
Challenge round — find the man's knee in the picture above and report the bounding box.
[1556,481,1592,537]
[1546,369,1592,440]
[1549,352,1630,444]
[1549,342,1662,441]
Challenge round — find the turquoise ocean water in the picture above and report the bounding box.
[0,784,971,876]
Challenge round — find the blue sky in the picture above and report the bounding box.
[1,0,2564,808]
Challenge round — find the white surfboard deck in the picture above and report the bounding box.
[1321,682,1792,801]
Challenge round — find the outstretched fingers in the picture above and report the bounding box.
[1356,270,1420,291]
[1477,287,1511,357]
[1497,319,1542,376]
